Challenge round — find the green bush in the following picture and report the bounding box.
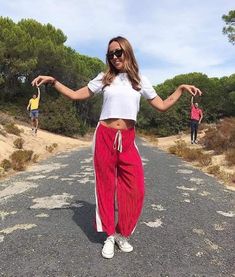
[40,96,85,136]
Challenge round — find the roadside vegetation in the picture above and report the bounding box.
[0,16,235,138]
[0,113,37,176]
[0,16,234,184]
[45,143,58,153]
[168,118,235,186]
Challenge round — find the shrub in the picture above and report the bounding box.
[198,153,212,167]
[183,148,203,162]
[200,127,224,154]
[40,97,84,136]
[168,140,187,157]
[13,138,24,149]
[206,166,235,185]
[225,148,235,166]
[206,165,220,176]
[4,123,21,136]
[32,154,39,163]
[46,143,58,153]
[10,150,33,171]
[0,159,12,171]
[201,118,235,154]
[169,140,212,167]
[219,171,235,185]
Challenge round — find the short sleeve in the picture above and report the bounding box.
[140,75,158,99]
[87,72,104,94]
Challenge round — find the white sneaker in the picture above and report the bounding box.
[102,236,115,259]
[115,234,133,253]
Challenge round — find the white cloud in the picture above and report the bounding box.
[0,0,234,84]
[1,0,128,44]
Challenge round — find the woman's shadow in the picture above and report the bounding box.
[69,200,106,245]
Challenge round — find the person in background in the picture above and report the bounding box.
[190,96,203,144]
[27,87,40,135]
[31,36,202,259]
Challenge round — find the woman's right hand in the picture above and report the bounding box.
[31,75,56,87]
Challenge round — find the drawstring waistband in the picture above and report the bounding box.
[113,130,122,152]
[97,123,135,153]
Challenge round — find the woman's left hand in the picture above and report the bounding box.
[179,84,202,96]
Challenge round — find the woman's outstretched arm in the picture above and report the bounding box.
[31,75,93,101]
[148,84,202,112]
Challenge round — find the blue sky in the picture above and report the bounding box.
[1,0,234,85]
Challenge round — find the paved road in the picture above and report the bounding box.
[0,138,234,277]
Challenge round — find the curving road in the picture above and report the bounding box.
[0,138,234,277]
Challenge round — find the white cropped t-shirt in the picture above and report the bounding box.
[87,72,157,122]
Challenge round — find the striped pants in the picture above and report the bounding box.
[93,123,145,237]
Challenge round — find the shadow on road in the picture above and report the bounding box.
[70,200,106,245]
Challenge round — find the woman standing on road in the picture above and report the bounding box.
[32,36,202,259]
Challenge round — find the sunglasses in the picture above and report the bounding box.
[107,49,123,60]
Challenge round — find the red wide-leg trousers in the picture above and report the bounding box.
[93,123,145,237]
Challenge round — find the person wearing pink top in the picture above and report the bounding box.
[190,96,203,144]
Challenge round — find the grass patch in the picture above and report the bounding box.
[200,118,235,154]
[13,138,24,149]
[0,159,12,171]
[219,171,235,185]
[4,123,21,136]
[225,148,235,166]
[169,139,212,166]
[183,148,203,162]
[46,143,58,153]
[32,154,39,163]
[168,140,187,157]
[197,153,212,167]
[10,150,33,171]
[206,165,220,176]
